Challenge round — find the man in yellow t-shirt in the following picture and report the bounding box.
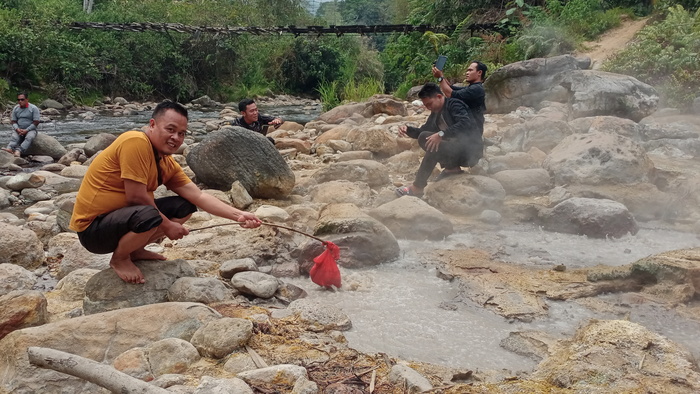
[70,101,261,284]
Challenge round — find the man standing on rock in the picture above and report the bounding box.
[395,83,482,197]
[3,92,40,157]
[230,98,282,144]
[432,61,487,135]
[69,100,262,284]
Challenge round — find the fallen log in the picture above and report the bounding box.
[27,347,169,394]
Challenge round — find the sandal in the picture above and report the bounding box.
[395,186,423,197]
[434,169,464,182]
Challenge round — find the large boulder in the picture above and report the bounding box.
[311,159,390,188]
[24,133,67,159]
[83,259,197,314]
[0,264,36,296]
[532,320,700,392]
[544,132,654,186]
[491,169,553,196]
[309,180,372,206]
[5,173,45,191]
[501,117,573,154]
[485,54,590,113]
[0,303,220,394]
[560,70,659,121]
[317,102,370,124]
[539,197,639,238]
[0,223,45,270]
[83,133,117,157]
[345,126,399,157]
[369,196,453,240]
[0,291,47,341]
[300,203,399,269]
[423,175,506,216]
[187,126,295,198]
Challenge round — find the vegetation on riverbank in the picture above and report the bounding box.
[0,0,697,110]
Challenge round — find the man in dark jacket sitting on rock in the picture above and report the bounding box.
[231,98,282,144]
[396,83,482,197]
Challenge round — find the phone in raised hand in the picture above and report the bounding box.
[435,55,447,71]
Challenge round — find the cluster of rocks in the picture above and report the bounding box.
[1,54,700,392]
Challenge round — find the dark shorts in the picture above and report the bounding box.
[77,196,197,254]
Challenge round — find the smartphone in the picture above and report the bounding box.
[435,55,447,71]
[261,124,272,135]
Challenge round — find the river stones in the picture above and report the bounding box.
[301,203,399,269]
[187,126,295,198]
[189,317,253,358]
[83,133,117,157]
[0,223,45,270]
[423,174,506,216]
[83,260,197,314]
[369,196,453,240]
[311,159,390,188]
[539,197,639,238]
[0,264,36,296]
[24,133,67,159]
[0,290,48,340]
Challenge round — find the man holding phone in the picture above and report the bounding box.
[231,98,283,144]
[432,60,487,136]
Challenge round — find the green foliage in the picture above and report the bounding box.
[557,0,625,40]
[340,78,383,102]
[317,80,340,111]
[604,5,700,109]
[513,22,576,60]
[279,37,344,94]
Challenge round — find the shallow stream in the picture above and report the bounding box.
[288,223,700,374]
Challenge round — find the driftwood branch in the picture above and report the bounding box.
[27,347,168,394]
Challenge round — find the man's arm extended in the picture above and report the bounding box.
[171,182,261,228]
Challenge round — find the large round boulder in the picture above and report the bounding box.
[544,132,654,186]
[0,223,45,270]
[424,174,506,216]
[24,133,67,159]
[369,196,453,240]
[187,126,295,198]
[311,159,390,188]
[83,133,117,157]
[539,197,639,238]
[300,203,399,269]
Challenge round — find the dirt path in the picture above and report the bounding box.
[577,17,649,69]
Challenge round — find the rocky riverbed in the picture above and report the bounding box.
[1,54,700,393]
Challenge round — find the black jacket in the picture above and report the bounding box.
[406,97,483,166]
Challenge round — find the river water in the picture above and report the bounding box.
[288,224,700,375]
[5,109,700,376]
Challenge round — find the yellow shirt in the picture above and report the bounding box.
[69,130,192,232]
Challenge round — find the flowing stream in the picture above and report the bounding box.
[288,223,700,374]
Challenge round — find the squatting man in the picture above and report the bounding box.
[3,92,40,157]
[70,101,262,284]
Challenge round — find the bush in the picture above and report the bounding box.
[279,38,345,94]
[604,5,700,109]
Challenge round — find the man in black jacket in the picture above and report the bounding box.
[432,61,487,135]
[396,83,482,197]
[231,98,282,144]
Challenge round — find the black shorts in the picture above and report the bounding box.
[77,196,197,254]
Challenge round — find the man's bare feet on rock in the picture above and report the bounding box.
[130,248,166,261]
[110,257,145,284]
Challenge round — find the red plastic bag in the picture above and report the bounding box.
[309,241,341,288]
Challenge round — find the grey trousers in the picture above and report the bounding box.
[7,129,37,153]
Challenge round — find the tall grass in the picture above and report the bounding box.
[341,78,384,102]
[317,80,340,111]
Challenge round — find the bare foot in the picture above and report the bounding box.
[130,248,166,261]
[110,256,145,284]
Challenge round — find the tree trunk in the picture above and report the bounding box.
[27,347,168,394]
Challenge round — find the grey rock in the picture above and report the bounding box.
[54,268,99,301]
[20,188,51,201]
[223,352,257,374]
[479,210,502,224]
[288,299,352,332]
[487,152,541,174]
[292,376,319,394]
[190,95,217,107]
[0,263,36,296]
[147,338,201,376]
[369,196,453,240]
[544,132,653,186]
[311,159,390,187]
[0,302,219,394]
[151,374,188,388]
[237,364,308,389]
[193,376,253,394]
[231,271,279,299]
[540,197,639,238]
[0,223,45,269]
[337,150,373,161]
[560,70,659,121]
[84,133,117,157]
[40,99,64,110]
[57,147,85,166]
[113,347,152,381]
[300,203,399,269]
[168,277,231,303]
[491,168,553,196]
[500,330,557,361]
[83,260,197,314]
[424,175,506,216]
[219,258,258,279]
[310,180,372,206]
[485,54,590,113]
[229,181,253,209]
[5,172,46,191]
[388,364,433,393]
[187,127,295,198]
[190,317,253,358]
[25,133,67,159]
